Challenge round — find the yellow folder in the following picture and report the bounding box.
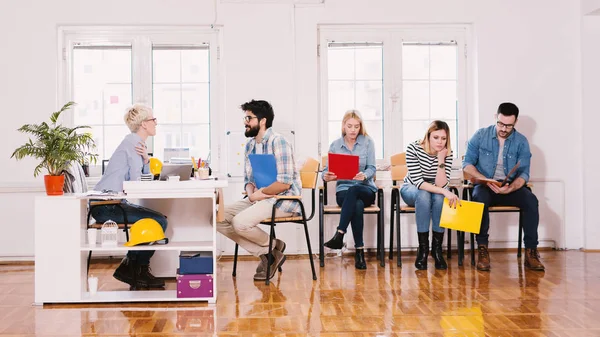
[439,198,484,234]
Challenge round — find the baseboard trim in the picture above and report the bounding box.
[0,182,45,193]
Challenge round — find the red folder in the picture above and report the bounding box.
[328,153,359,180]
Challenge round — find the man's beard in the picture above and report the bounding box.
[245,124,259,137]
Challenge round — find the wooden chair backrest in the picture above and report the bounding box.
[390,152,408,182]
[300,157,320,189]
[216,188,225,222]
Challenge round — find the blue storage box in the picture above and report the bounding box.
[179,251,213,275]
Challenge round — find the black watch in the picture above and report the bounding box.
[438,163,446,169]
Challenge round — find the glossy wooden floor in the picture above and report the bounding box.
[1,250,600,336]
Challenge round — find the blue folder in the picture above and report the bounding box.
[248,154,278,189]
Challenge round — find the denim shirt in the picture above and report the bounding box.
[463,125,531,183]
[94,133,149,192]
[322,135,378,193]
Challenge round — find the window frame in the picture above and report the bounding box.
[58,26,224,176]
[318,24,471,166]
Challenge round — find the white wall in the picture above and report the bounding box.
[582,0,600,14]
[0,0,585,258]
[582,15,600,249]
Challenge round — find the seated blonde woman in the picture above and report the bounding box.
[322,110,377,270]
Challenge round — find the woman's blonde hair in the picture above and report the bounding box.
[341,110,368,137]
[420,120,452,154]
[124,104,153,132]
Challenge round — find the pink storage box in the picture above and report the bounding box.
[176,272,213,298]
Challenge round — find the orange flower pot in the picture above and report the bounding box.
[44,175,64,196]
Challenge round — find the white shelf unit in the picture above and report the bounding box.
[34,179,227,305]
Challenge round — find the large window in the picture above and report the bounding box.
[61,28,221,175]
[319,26,469,162]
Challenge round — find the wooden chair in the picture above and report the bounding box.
[232,157,319,285]
[388,152,458,267]
[458,171,529,266]
[318,156,385,268]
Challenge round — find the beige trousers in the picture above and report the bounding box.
[217,198,293,257]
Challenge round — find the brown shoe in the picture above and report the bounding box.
[255,239,286,273]
[253,250,286,281]
[524,248,545,271]
[477,245,491,271]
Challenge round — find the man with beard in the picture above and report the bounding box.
[217,100,302,281]
[463,102,545,271]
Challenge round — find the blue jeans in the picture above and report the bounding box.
[90,200,168,265]
[336,185,376,248]
[472,184,539,248]
[400,184,445,233]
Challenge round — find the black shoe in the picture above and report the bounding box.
[355,249,367,270]
[431,231,447,270]
[137,265,165,288]
[415,232,429,270]
[324,231,345,249]
[113,257,137,286]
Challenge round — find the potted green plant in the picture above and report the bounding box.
[11,102,97,195]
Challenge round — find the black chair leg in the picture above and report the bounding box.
[319,190,325,268]
[518,211,524,258]
[395,191,402,267]
[447,229,452,260]
[265,222,275,286]
[87,251,92,278]
[389,191,395,260]
[458,231,464,266]
[232,244,239,277]
[378,189,384,267]
[299,202,317,281]
[470,233,476,266]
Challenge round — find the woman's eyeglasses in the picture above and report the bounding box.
[145,118,157,123]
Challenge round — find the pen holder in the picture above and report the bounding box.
[196,167,210,179]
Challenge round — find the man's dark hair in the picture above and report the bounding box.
[241,100,274,129]
[497,102,519,119]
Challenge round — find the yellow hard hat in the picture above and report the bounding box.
[149,157,163,176]
[124,218,167,247]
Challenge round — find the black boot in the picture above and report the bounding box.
[113,257,138,287]
[324,230,345,249]
[431,231,448,270]
[137,265,166,288]
[415,232,429,270]
[355,248,367,270]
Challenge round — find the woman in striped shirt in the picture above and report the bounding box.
[400,120,460,270]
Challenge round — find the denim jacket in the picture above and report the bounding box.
[322,135,378,193]
[462,125,531,183]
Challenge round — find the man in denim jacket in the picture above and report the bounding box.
[463,102,544,271]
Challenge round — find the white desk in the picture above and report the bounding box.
[34,179,227,304]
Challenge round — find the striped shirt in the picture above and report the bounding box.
[244,128,302,214]
[403,141,453,189]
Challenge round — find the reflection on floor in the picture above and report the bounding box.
[1,250,600,336]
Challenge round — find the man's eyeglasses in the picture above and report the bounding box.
[496,120,514,130]
[145,118,157,123]
[243,116,258,123]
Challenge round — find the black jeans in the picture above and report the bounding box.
[90,200,168,265]
[472,184,539,249]
[336,185,376,248]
